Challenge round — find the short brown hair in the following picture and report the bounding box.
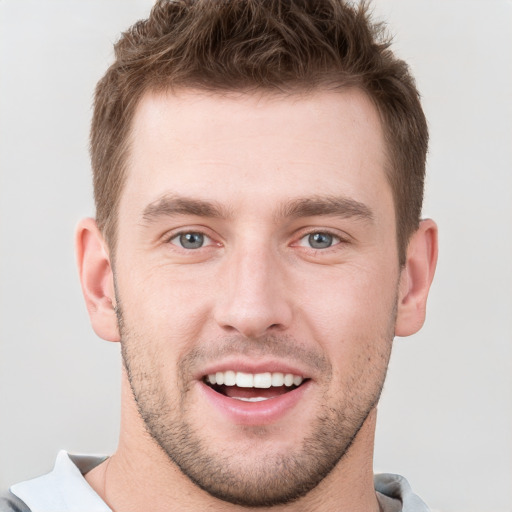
[91,0,428,264]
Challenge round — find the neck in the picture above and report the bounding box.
[86,377,381,512]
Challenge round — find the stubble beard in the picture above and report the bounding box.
[117,305,395,508]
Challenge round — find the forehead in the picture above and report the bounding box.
[121,87,391,222]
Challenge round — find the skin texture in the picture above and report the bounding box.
[77,88,437,511]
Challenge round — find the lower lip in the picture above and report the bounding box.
[198,381,311,426]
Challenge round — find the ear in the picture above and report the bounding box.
[395,219,438,337]
[75,218,120,342]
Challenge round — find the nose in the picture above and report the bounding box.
[213,245,293,339]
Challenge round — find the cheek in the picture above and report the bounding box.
[296,262,399,358]
[115,262,215,355]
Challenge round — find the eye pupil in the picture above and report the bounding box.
[180,232,204,249]
[308,232,333,249]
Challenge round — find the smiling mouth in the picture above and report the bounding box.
[203,371,307,402]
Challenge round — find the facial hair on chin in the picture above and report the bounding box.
[116,300,396,507]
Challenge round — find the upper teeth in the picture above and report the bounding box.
[206,371,303,388]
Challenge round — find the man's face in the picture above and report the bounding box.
[114,89,400,506]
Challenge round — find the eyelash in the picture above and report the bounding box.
[165,228,348,252]
[294,229,347,251]
[167,230,218,250]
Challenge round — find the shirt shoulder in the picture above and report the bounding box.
[375,473,430,512]
[0,491,31,512]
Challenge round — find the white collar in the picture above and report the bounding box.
[10,450,110,512]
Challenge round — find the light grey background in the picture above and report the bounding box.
[1,1,511,511]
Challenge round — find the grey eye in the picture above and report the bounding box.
[308,232,334,249]
[177,232,205,249]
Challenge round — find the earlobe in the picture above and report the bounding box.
[395,219,438,337]
[75,218,120,342]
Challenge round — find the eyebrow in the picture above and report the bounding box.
[141,194,373,224]
[142,195,231,223]
[277,195,374,223]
